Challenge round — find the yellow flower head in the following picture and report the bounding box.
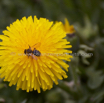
[0,16,72,93]
[62,18,75,35]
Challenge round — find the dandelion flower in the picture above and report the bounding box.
[0,16,72,93]
[61,18,75,37]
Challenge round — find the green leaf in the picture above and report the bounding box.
[87,70,104,89]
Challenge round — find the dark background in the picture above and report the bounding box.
[0,0,104,103]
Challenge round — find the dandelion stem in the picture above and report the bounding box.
[70,64,82,96]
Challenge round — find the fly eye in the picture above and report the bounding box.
[24,49,26,54]
[27,49,32,53]
[24,48,33,54]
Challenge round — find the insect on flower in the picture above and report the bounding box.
[24,44,41,59]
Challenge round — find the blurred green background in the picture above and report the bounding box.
[0,0,104,103]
